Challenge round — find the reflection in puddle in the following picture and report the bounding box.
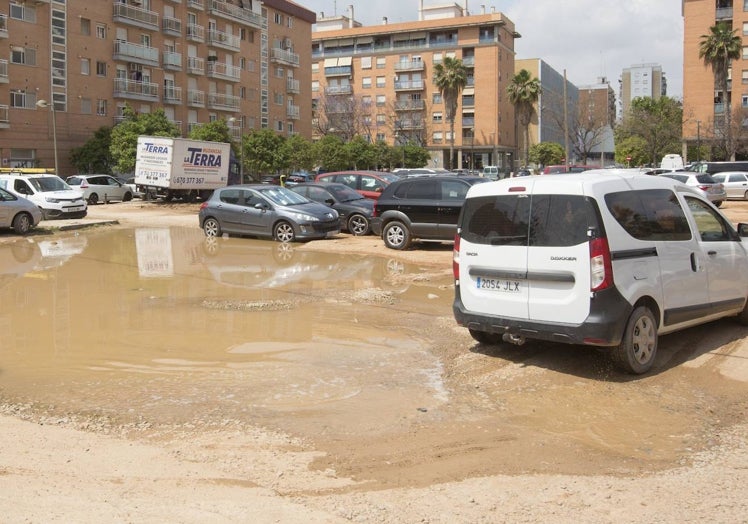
[0,227,452,434]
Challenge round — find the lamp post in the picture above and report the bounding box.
[36,99,58,175]
[228,116,243,183]
[696,120,701,163]
[470,127,475,172]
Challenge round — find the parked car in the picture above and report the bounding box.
[122,177,144,199]
[371,175,488,250]
[541,164,592,174]
[283,171,315,187]
[712,172,748,200]
[0,173,87,220]
[315,170,401,200]
[66,174,134,204]
[0,186,43,234]
[289,182,374,236]
[660,172,726,207]
[198,184,340,242]
[453,169,748,374]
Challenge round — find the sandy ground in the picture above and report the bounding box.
[1,200,747,523]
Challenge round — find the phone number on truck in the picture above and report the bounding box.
[172,177,205,184]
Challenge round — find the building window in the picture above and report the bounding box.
[10,3,36,23]
[376,94,386,106]
[362,95,372,107]
[376,57,386,69]
[362,77,371,88]
[81,17,91,36]
[376,114,386,125]
[376,133,386,141]
[81,58,90,75]
[276,120,284,131]
[248,59,256,72]
[96,24,106,39]
[376,76,385,88]
[288,17,293,28]
[11,47,36,66]
[275,66,284,78]
[433,131,443,143]
[274,92,284,105]
[97,99,107,116]
[433,93,442,104]
[274,13,283,25]
[80,98,92,114]
[361,57,372,69]
[312,80,319,92]
[433,112,443,123]
[311,62,319,73]
[96,61,107,76]
[10,89,36,109]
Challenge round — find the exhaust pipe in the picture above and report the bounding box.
[503,333,526,346]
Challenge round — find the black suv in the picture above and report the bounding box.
[371,175,488,249]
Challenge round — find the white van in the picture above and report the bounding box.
[482,166,500,180]
[0,173,87,219]
[453,169,748,374]
[660,154,684,171]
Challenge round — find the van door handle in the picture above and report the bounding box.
[690,252,698,271]
[708,250,717,256]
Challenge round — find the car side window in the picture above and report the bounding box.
[244,191,265,208]
[441,180,468,200]
[684,196,736,242]
[405,180,438,199]
[0,187,15,201]
[605,189,691,241]
[361,175,384,191]
[219,188,242,205]
[14,180,31,195]
[307,186,329,202]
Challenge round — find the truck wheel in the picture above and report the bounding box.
[347,214,370,236]
[611,306,657,374]
[203,217,221,237]
[12,212,33,235]
[88,193,99,205]
[274,221,295,242]
[383,221,411,250]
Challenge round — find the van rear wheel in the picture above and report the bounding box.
[468,328,502,345]
[612,306,657,374]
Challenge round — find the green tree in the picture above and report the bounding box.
[403,142,431,168]
[70,126,113,174]
[109,106,180,173]
[345,135,378,170]
[281,134,315,173]
[244,129,285,176]
[188,119,233,144]
[313,134,351,172]
[614,135,649,167]
[699,22,742,160]
[616,96,682,166]
[529,142,565,167]
[433,56,468,170]
[507,69,542,168]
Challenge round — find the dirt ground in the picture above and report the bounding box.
[1,199,747,523]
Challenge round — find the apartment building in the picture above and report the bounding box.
[0,0,315,176]
[311,3,518,171]
[683,0,745,158]
[619,63,667,118]
[577,77,616,165]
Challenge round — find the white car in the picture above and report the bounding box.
[453,170,748,374]
[66,174,134,205]
[712,171,748,200]
[0,173,87,220]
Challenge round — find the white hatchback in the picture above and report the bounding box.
[453,170,748,374]
[66,174,134,205]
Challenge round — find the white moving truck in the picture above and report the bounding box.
[134,136,233,201]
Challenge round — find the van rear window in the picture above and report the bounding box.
[604,189,691,241]
[460,195,600,247]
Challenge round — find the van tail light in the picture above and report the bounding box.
[589,237,613,291]
[453,234,461,281]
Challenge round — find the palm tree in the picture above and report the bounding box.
[507,69,541,169]
[433,56,468,170]
[699,22,742,160]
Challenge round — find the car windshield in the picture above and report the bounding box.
[29,176,71,192]
[380,173,401,183]
[258,186,309,206]
[328,184,364,202]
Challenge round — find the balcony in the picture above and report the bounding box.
[715,102,726,114]
[162,51,182,70]
[0,14,7,39]
[0,59,7,83]
[113,78,159,101]
[396,119,423,130]
[163,86,183,104]
[716,6,733,20]
[324,65,352,77]
[187,56,205,75]
[462,56,475,67]
[394,60,425,72]
[206,60,241,81]
[462,96,475,107]
[271,48,300,67]
[112,2,159,31]
[113,40,159,67]
[394,80,425,91]
[326,103,352,114]
[187,0,204,9]
[187,89,205,107]
[186,24,205,43]
[394,100,425,111]
[287,105,300,120]
[207,92,240,111]
[188,122,203,133]
[325,85,352,95]
[228,123,242,140]
[462,117,475,127]
[287,78,300,94]
[208,0,262,29]
[162,16,182,36]
[0,104,8,128]
[208,29,241,52]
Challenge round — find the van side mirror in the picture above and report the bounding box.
[738,223,748,237]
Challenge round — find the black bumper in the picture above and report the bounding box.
[453,285,633,347]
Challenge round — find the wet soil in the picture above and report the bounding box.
[0,199,747,522]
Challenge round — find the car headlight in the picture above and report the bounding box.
[289,212,319,222]
[45,197,61,203]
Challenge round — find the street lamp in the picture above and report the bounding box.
[228,117,243,183]
[470,127,475,171]
[36,99,58,175]
[696,120,701,163]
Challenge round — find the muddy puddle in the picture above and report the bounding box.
[2,225,748,489]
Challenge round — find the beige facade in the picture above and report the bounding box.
[682,0,744,158]
[0,0,315,177]
[311,6,518,171]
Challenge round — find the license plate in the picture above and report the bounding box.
[63,206,85,212]
[476,277,522,292]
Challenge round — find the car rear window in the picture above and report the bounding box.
[695,174,716,184]
[604,189,691,241]
[460,194,600,247]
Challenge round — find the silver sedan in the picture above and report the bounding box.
[712,172,748,200]
[0,186,43,234]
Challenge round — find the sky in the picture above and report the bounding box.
[304,0,685,98]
